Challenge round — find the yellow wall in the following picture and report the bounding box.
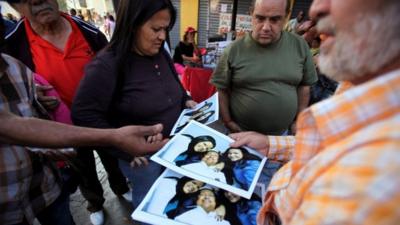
[180,0,199,39]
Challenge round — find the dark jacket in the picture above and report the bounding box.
[3,14,108,71]
[71,49,190,161]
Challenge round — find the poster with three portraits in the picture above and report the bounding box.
[170,93,219,135]
[132,103,267,225]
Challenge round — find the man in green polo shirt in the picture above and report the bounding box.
[211,0,317,135]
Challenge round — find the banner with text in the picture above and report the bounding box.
[218,13,252,37]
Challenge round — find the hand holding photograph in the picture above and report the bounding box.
[153,121,267,199]
[132,170,263,225]
[170,93,219,135]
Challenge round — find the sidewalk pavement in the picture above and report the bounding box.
[69,153,136,225]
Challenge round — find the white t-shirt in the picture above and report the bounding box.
[182,161,227,183]
[175,206,230,225]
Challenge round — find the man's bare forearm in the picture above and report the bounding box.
[0,111,115,148]
[218,88,242,132]
[218,88,233,123]
[297,85,311,114]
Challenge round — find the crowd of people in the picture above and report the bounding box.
[0,0,399,225]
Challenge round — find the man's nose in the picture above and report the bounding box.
[261,20,272,31]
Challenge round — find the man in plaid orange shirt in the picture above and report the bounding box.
[230,0,400,224]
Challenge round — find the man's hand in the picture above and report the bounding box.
[214,205,226,221]
[185,100,197,109]
[146,132,163,144]
[130,156,149,167]
[36,84,60,110]
[112,124,168,156]
[192,54,201,63]
[212,162,225,172]
[290,122,297,135]
[229,131,269,154]
[225,121,242,133]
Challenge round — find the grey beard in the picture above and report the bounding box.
[319,6,400,82]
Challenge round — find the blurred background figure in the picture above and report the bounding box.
[296,18,338,105]
[285,10,305,33]
[77,9,84,20]
[69,8,77,17]
[104,14,115,39]
[173,26,202,75]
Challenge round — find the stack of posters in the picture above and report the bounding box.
[170,93,219,135]
[132,94,267,225]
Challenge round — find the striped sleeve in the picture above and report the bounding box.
[267,135,295,162]
[288,141,400,225]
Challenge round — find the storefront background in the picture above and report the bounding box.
[169,0,312,49]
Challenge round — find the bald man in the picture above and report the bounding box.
[211,0,317,136]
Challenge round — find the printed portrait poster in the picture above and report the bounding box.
[132,170,263,225]
[170,93,219,135]
[153,121,267,199]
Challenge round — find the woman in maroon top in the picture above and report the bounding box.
[71,0,196,224]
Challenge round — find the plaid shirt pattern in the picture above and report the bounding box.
[0,54,61,225]
[258,69,400,225]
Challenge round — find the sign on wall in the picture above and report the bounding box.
[210,0,220,13]
[78,0,87,7]
[218,13,252,37]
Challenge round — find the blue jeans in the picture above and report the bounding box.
[119,158,163,225]
[254,160,283,198]
[255,130,287,192]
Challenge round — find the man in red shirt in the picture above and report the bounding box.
[3,1,129,224]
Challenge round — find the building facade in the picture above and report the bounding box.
[0,0,312,49]
[99,0,313,48]
[66,0,114,16]
[170,0,313,48]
